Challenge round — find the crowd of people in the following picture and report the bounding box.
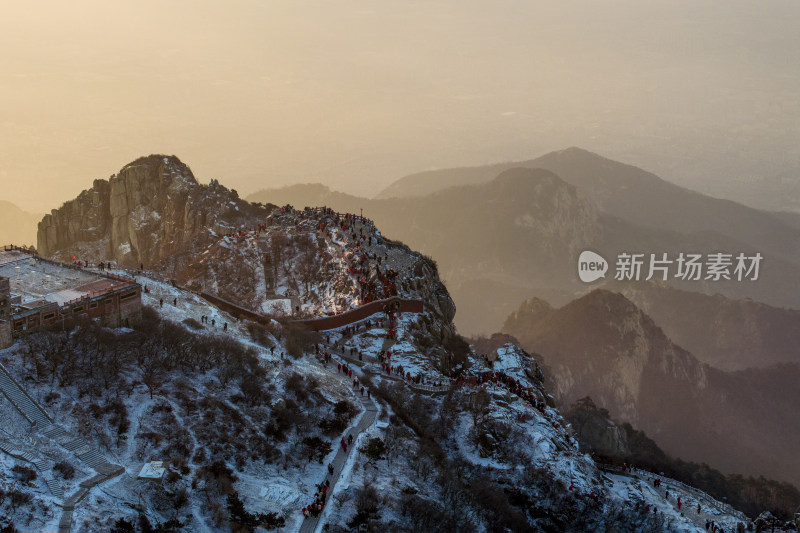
[471,370,548,414]
[301,479,329,519]
[271,204,409,316]
[301,339,377,523]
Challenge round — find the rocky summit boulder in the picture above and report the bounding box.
[38,155,264,268]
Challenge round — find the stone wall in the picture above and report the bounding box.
[0,320,11,349]
[293,297,424,332]
[116,289,143,327]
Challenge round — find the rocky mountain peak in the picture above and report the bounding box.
[37,155,263,268]
[502,288,707,425]
[502,296,553,330]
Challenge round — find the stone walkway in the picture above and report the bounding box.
[298,391,379,533]
[0,361,124,533]
[600,465,748,529]
[0,438,64,499]
[325,337,450,395]
[297,327,448,532]
[0,361,52,426]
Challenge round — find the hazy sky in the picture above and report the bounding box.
[1,0,798,213]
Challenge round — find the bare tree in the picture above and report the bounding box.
[270,232,290,281]
[384,425,412,469]
[298,247,319,295]
[469,389,491,427]
[141,360,164,399]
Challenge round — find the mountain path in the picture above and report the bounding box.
[298,390,379,533]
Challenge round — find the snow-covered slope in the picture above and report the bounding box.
[0,267,751,531]
[4,186,757,531]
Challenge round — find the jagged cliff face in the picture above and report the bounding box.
[502,289,800,485]
[609,281,800,371]
[107,156,197,265]
[38,155,264,268]
[564,397,631,458]
[411,257,456,327]
[36,162,463,356]
[38,179,111,255]
[502,290,707,424]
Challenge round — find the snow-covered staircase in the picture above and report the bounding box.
[45,477,66,499]
[0,438,64,499]
[0,361,53,425]
[0,362,126,532]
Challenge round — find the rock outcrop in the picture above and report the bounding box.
[38,179,111,256]
[38,155,266,268]
[502,289,708,424]
[564,397,631,458]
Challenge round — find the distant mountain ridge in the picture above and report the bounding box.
[249,150,800,334]
[502,289,800,486]
[375,147,675,200]
[0,200,42,247]
[609,281,800,371]
[379,147,800,265]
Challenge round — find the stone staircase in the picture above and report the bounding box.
[0,362,126,533]
[0,362,52,426]
[0,439,65,499]
[45,477,66,500]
